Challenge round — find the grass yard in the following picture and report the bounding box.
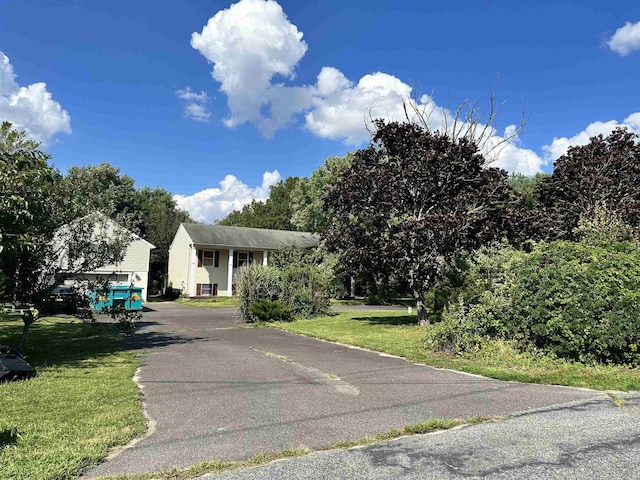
[174,297,239,308]
[0,316,146,480]
[271,310,640,392]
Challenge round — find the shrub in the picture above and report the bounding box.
[427,241,640,366]
[574,203,635,244]
[272,248,331,319]
[107,305,142,335]
[236,249,333,322]
[249,299,291,322]
[236,264,282,322]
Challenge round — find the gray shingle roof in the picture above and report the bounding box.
[182,224,319,250]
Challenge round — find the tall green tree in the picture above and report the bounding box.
[55,162,140,231]
[290,153,352,233]
[219,177,302,230]
[324,120,514,324]
[0,122,60,305]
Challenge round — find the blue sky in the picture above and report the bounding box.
[1,0,639,222]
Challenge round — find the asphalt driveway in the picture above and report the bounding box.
[84,302,606,477]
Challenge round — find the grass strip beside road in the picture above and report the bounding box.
[270,310,640,392]
[0,317,146,480]
[92,418,486,480]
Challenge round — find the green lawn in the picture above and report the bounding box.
[271,310,640,392]
[0,317,146,480]
[174,297,239,308]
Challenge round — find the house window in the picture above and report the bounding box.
[196,283,218,296]
[197,249,219,267]
[233,251,253,268]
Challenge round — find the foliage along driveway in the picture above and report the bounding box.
[83,302,606,478]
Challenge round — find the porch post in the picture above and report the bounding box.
[189,245,197,297]
[263,250,268,266]
[227,248,234,296]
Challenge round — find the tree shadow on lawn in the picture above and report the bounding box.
[351,315,418,326]
[0,320,209,370]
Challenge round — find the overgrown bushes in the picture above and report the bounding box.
[236,248,331,322]
[236,265,283,322]
[425,240,640,366]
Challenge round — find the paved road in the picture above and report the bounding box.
[198,393,640,480]
[84,302,607,478]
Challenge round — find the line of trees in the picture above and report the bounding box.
[220,123,640,327]
[5,114,639,331]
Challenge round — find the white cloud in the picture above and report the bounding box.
[189,1,544,174]
[191,0,309,134]
[173,170,282,223]
[306,68,425,145]
[607,20,640,56]
[542,113,640,161]
[483,126,545,175]
[188,1,564,175]
[184,103,211,123]
[176,86,211,122]
[176,87,208,103]
[0,51,71,143]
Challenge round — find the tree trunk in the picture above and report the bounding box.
[416,298,430,326]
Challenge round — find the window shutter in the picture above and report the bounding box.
[196,283,201,296]
[214,250,220,268]
[248,252,254,264]
[233,252,238,268]
[197,250,202,267]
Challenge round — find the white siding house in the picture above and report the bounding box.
[56,215,155,301]
[168,224,319,297]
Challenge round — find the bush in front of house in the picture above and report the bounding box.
[236,264,282,322]
[271,247,331,318]
[236,248,332,322]
[249,299,292,322]
[278,263,331,318]
[425,240,640,366]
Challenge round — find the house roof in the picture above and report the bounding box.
[181,223,320,250]
[66,212,156,249]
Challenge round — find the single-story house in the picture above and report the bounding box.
[168,223,319,297]
[56,215,155,301]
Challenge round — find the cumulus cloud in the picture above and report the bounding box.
[0,51,71,143]
[191,0,310,134]
[482,126,545,175]
[542,113,640,161]
[173,170,282,223]
[307,68,438,145]
[189,1,549,174]
[176,86,211,122]
[607,20,640,56]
